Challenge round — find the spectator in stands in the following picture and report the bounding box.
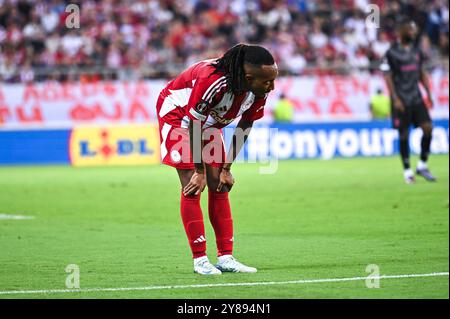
[273,94,294,122]
[369,88,391,120]
[0,0,448,82]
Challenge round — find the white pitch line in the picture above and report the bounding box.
[0,272,448,296]
[0,214,35,220]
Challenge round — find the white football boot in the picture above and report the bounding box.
[215,255,257,273]
[193,256,222,275]
[404,168,416,184]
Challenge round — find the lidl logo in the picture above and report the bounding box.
[78,130,153,158]
[70,124,160,166]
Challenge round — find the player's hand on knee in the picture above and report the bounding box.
[217,169,235,192]
[183,171,206,196]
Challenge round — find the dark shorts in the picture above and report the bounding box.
[391,99,432,130]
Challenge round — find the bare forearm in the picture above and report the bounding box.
[384,74,397,99]
[420,70,432,97]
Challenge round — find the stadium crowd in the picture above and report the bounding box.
[0,0,449,82]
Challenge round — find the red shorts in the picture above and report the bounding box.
[157,118,226,170]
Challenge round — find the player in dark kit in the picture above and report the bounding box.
[381,20,436,184]
[156,44,278,274]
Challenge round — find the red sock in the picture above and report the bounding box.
[180,193,206,259]
[208,191,233,256]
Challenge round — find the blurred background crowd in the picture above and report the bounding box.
[0,0,449,83]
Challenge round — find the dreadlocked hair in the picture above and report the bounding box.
[210,44,275,95]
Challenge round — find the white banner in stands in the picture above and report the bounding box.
[0,72,448,127]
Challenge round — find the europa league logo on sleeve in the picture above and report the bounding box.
[195,100,210,114]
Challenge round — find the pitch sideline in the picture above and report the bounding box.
[0,272,448,296]
[0,214,35,220]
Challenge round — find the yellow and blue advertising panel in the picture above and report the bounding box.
[69,124,160,166]
[1,121,448,165]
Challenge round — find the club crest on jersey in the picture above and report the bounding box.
[241,93,255,112]
[195,100,209,114]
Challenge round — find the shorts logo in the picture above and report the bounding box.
[170,150,182,163]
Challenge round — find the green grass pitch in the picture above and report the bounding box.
[0,155,448,299]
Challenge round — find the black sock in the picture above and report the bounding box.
[399,138,410,169]
[420,134,432,162]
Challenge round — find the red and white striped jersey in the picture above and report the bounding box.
[156,59,267,130]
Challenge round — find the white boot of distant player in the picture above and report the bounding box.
[416,160,437,181]
[403,168,415,184]
[215,255,257,273]
[417,160,427,170]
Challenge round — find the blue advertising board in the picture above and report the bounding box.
[223,119,449,162]
[0,129,71,165]
[0,120,448,165]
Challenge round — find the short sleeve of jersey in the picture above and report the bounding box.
[241,95,267,122]
[186,74,227,122]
